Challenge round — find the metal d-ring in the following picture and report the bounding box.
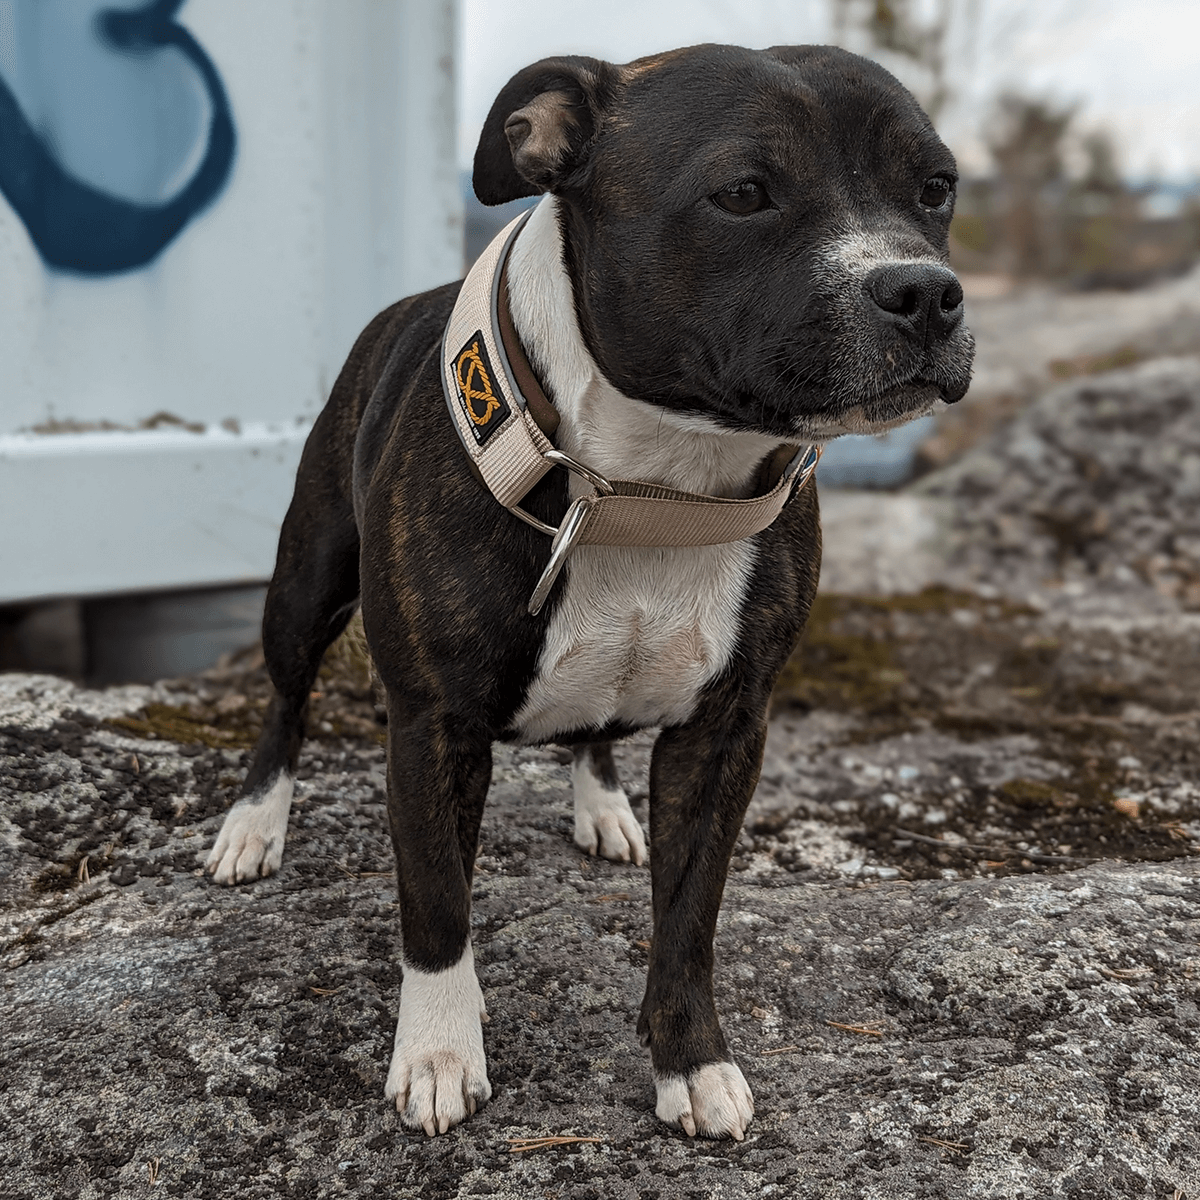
[507,448,615,536]
[508,450,613,612]
[541,449,615,496]
[793,443,823,485]
[526,495,594,616]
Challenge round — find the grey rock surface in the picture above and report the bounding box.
[962,266,1200,407]
[817,492,955,596]
[6,346,1200,1199]
[2,664,1198,1200]
[919,355,1200,617]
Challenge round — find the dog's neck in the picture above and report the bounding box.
[505,196,780,500]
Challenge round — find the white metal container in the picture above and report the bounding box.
[0,0,461,606]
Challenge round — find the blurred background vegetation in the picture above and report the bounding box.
[953,100,1199,287]
[832,0,1200,288]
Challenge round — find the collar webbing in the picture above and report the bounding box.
[440,210,822,613]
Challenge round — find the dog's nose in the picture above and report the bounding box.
[864,263,963,342]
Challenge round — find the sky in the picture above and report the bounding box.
[460,0,1200,183]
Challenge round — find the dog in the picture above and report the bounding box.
[205,43,974,1140]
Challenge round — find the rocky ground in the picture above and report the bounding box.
[919,357,1200,615]
[916,264,1200,475]
[4,345,1200,1197]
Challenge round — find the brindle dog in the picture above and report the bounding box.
[206,44,974,1140]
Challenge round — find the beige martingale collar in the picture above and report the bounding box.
[441,210,822,614]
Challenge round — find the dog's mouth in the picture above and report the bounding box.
[794,379,947,440]
[692,370,964,444]
[661,301,976,443]
[786,319,976,441]
[767,263,977,442]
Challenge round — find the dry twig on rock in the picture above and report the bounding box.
[507,1136,605,1154]
[826,1020,885,1037]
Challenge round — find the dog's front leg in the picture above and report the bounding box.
[382,702,493,1135]
[638,697,767,1140]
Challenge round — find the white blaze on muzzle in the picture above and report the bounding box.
[441,210,821,615]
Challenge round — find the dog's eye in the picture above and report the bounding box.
[712,182,770,215]
[920,176,953,209]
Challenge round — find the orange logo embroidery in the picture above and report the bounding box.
[456,340,501,427]
[452,330,510,446]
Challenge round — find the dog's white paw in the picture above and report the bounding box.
[384,947,491,1135]
[205,773,293,885]
[655,1061,754,1140]
[572,760,646,865]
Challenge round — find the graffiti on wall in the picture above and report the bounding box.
[0,0,235,275]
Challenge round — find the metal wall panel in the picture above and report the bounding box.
[0,0,460,604]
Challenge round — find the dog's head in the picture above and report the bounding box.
[475,44,975,442]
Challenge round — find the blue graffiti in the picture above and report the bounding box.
[0,0,235,275]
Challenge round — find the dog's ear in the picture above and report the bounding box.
[473,56,618,205]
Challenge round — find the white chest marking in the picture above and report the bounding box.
[506,199,779,743]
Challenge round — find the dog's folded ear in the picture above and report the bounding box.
[474,56,619,206]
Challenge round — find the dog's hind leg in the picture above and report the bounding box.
[382,701,493,1134]
[206,448,361,885]
[572,742,646,865]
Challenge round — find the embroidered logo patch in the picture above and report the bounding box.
[453,332,510,444]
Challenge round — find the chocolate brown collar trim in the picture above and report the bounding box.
[496,264,560,439]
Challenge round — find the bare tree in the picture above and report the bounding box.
[987,92,1074,276]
